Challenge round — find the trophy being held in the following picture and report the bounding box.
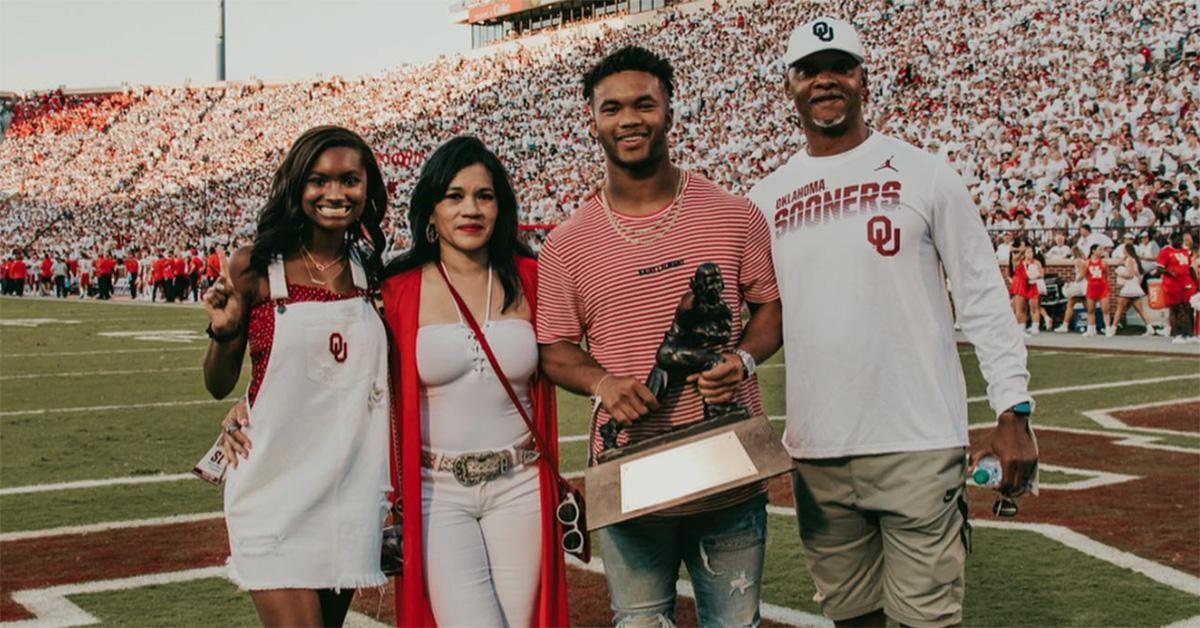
[600,263,748,451]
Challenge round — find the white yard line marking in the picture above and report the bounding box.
[0,367,197,381]
[764,506,1200,597]
[1146,356,1189,363]
[758,364,785,370]
[968,421,1198,454]
[1083,397,1200,437]
[2,347,205,358]
[7,567,225,628]
[567,555,830,627]
[0,512,223,543]
[1036,463,1140,491]
[3,566,391,628]
[965,373,1200,403]
[0,473,197,496]
[0,399,227,418]
[97,330,206,344]
[0,319,82,328]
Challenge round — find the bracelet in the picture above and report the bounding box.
[206,322,241,343]
[592,374,612,397]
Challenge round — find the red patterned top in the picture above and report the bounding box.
[246,283,369,406]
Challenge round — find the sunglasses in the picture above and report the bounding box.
[556,492,585,556]
[992,497,1019,517]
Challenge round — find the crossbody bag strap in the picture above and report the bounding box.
[435,264,551,458]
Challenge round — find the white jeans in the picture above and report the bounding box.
[421,463,542,627]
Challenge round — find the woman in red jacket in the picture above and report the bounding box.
[381,136,568,627]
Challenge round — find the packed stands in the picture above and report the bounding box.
[1,0,1197,264]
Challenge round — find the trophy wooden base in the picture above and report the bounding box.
[585,413,793,529]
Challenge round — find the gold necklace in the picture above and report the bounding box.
[300,246,347,286]
[600,171,688,246]
[301,245,345,272]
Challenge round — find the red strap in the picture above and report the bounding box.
[435,264,551,458]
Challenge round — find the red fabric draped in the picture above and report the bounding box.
[381,255,569,627]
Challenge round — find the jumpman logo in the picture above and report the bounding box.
[875,156,899,173]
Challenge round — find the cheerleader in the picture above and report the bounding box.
[1082,244,1113,337]
[1112,243,1155,336]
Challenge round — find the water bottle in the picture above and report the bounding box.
[972,455,1002,489]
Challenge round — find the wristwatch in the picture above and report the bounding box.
[1010,401,1033,415]
[732,349,757,379]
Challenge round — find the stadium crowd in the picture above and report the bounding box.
[1,0,1198,330]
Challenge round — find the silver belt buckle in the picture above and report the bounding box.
[452,452,510,486]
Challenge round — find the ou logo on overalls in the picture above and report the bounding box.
[866,215,901,257]
[812,21,834,42]
[329,332,348,363]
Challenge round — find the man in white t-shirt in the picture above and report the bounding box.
[747,18,1037,628]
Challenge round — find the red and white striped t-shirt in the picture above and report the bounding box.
[537,172,779,514]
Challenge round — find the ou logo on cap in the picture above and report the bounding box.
[812,21,834,42]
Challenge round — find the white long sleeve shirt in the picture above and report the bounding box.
[748,132,1032,459]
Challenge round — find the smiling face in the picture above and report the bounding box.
[430,163,497,256]
[786,50,866,136]
[300,146,367,234]
[590,70,672,172]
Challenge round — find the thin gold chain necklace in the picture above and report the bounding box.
[600,171,688,246]
[300,246,347,286]
[301,245,345,272]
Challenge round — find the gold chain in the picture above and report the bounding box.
[600,171,688,246]
[301,245,345,272]
[299,246,347,286]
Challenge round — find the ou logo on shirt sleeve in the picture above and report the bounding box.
[866,215,901,256]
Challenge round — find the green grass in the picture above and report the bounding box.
[4,297,1200,626]
[0,478,221,532]
[1037,468,1090,484]
[69,578,260,627]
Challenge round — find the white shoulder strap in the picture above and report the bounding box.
[349,249,367,290]
[267,255,289,300]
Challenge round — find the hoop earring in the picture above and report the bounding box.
[425,224,439,243]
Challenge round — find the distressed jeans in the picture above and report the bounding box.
[598,494,767,627]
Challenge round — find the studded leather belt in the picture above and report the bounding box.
[421,435,540,486]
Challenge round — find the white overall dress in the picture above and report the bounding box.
[224,255,391,590]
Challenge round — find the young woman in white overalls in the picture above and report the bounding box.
[203,126,391,627]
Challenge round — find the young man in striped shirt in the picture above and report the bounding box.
[537,46,783,627]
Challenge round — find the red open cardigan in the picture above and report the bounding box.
[380,255,569,627]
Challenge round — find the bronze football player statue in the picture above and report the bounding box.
[600,263,748,451]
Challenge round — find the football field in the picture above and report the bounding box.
[1,296,1198,627]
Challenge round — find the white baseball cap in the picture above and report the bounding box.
[782,17,866,67]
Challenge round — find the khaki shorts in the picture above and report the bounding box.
[791,447,969,628]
